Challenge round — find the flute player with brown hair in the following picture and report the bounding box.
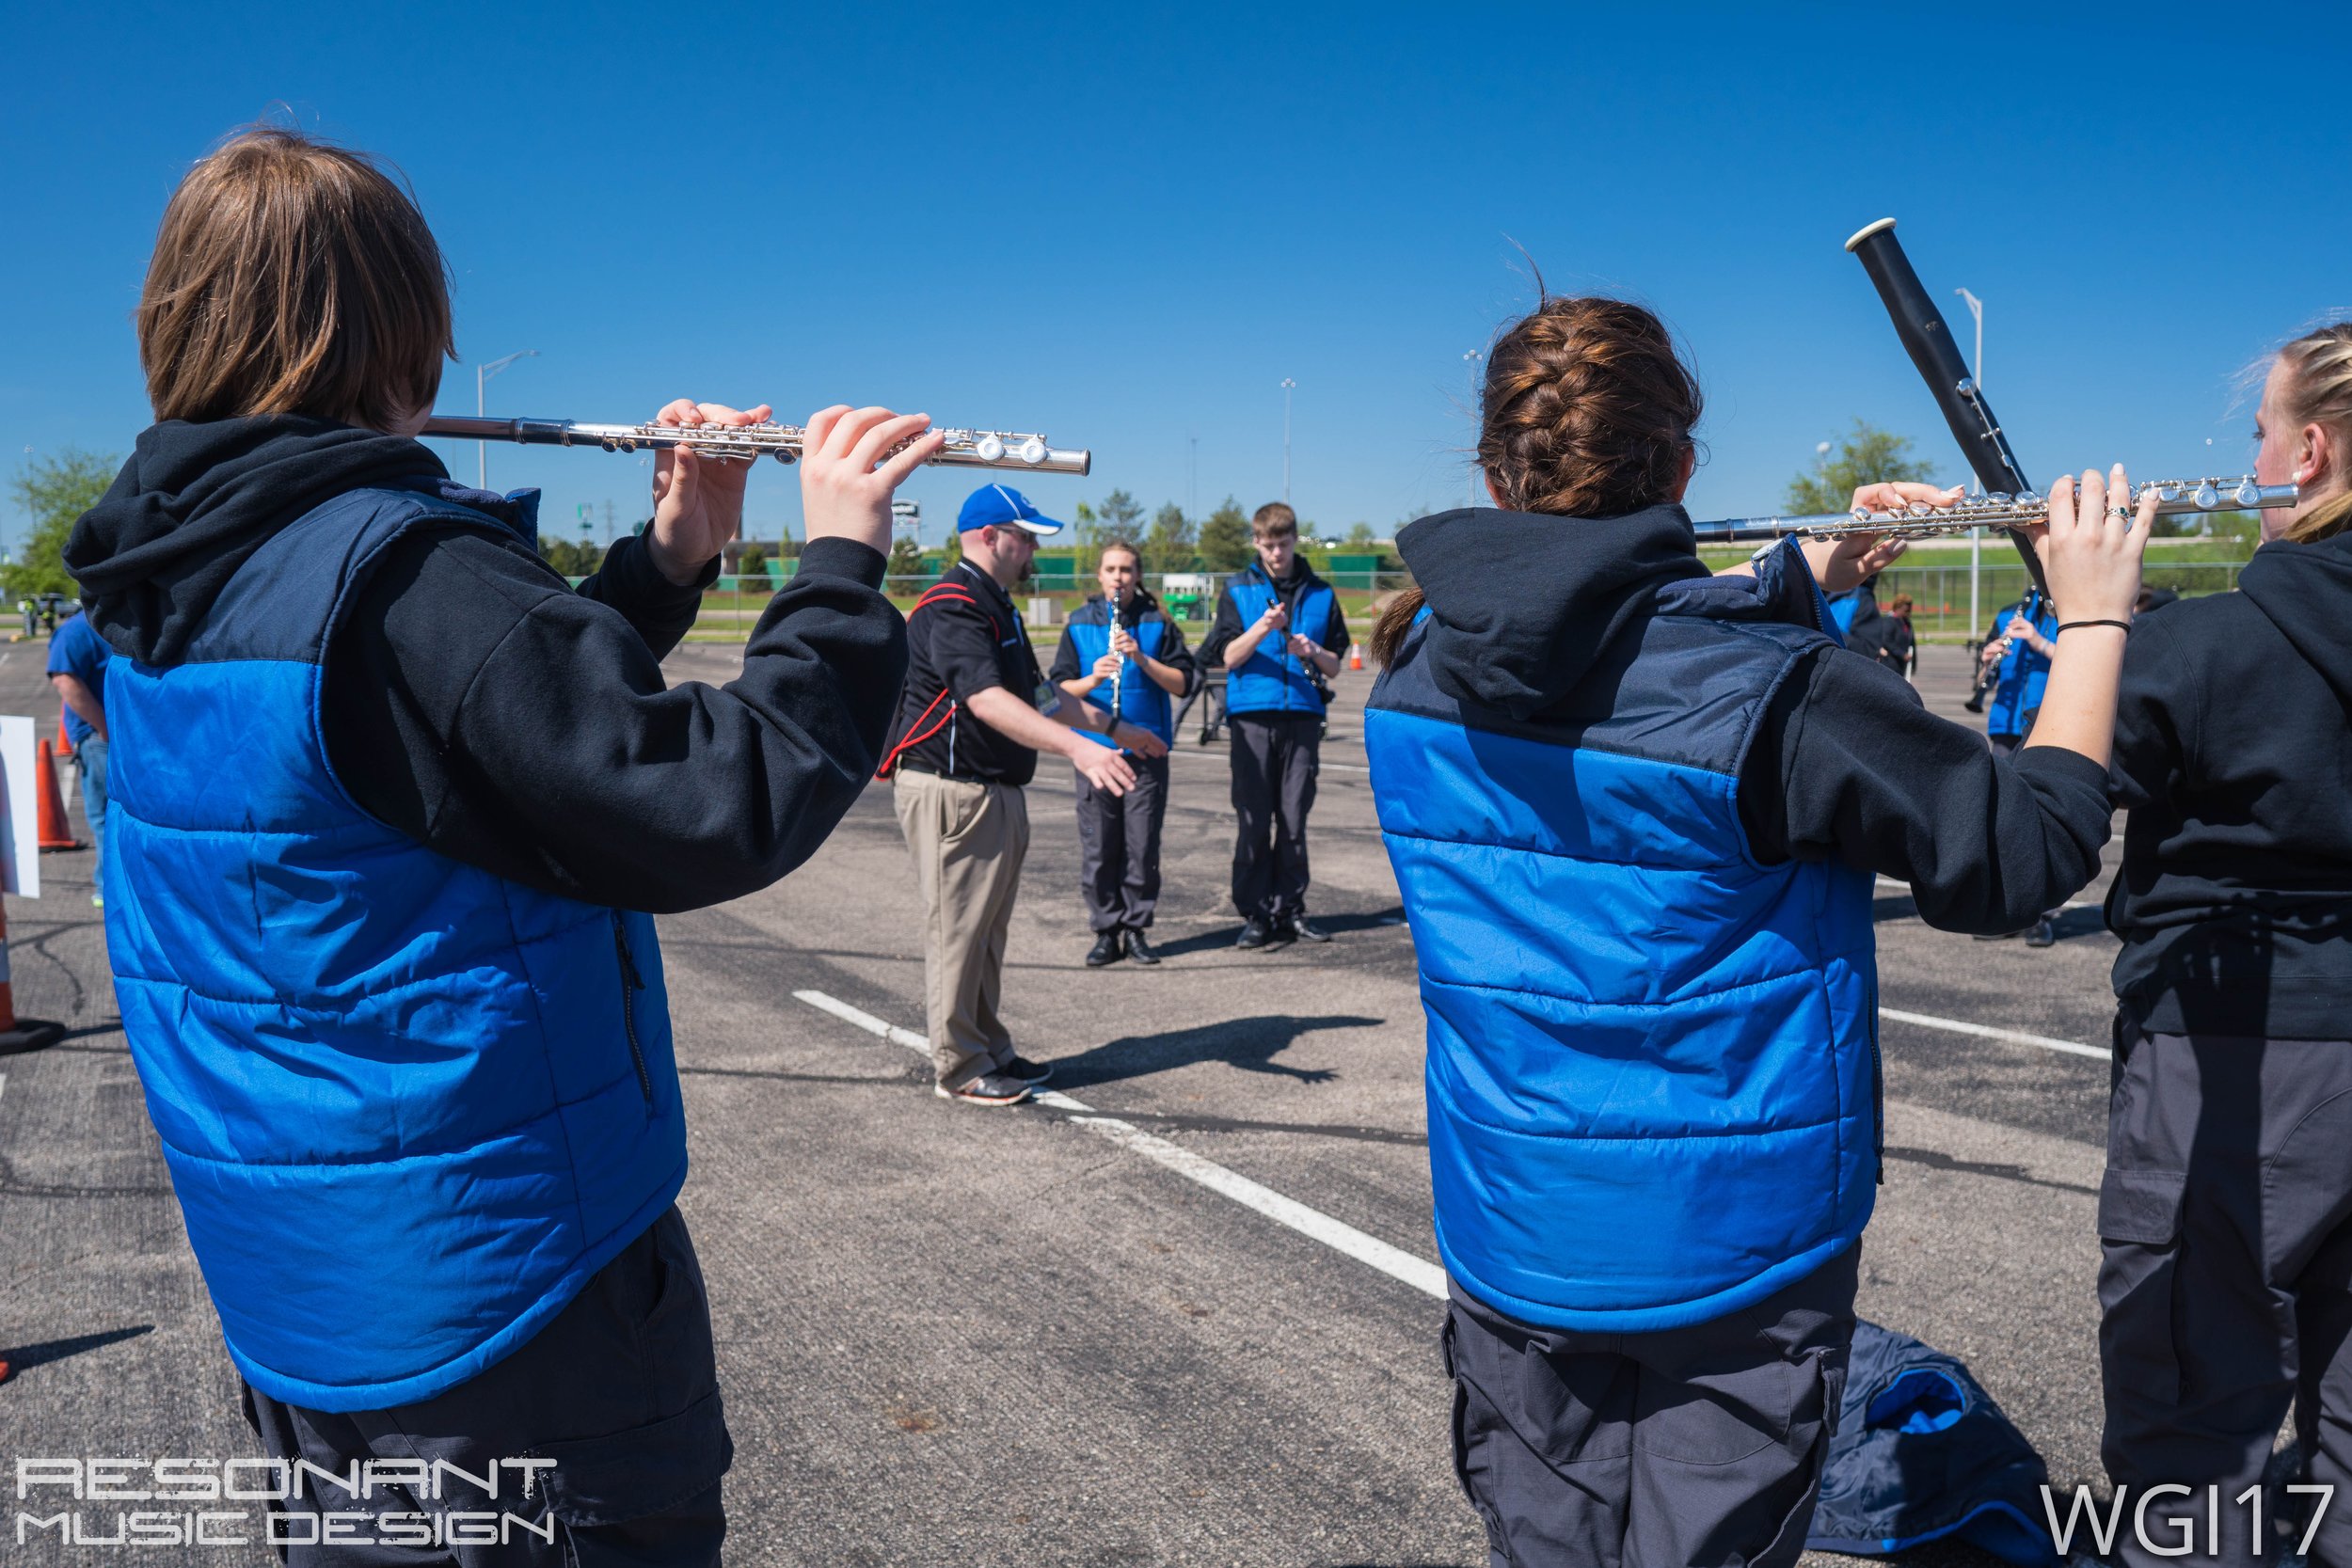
[63,124,939,1561]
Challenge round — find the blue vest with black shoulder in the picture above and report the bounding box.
[1225,564,1337,716]
[1365,554,1879,1332]
[1065,596,1179,747]
[102,483,687,1413]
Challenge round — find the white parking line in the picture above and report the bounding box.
[1878,1006,2111,1061]
[791,989,1447,1300]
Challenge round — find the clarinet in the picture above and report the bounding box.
[1107,594,1128,750]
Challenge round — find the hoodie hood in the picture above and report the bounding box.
[2237,531,2352,709]
[1394,504,1833,721]
[65,416,458,666]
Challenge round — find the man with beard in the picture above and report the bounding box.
[880,484,1167,1105]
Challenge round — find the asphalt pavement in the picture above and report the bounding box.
[0,631,2140,1567]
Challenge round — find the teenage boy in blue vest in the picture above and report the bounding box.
[1199,502,1352,947]
[60,128,940,1562]
[1050,540,1199,965]
[46,607,112,907]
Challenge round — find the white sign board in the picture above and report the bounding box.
[0,716,38,898]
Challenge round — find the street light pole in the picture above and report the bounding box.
[1954,289,1986,640]
[1464,350,1483,507]
[1279,379,1295,506]
[474,349,539,490]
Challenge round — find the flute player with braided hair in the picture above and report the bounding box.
[2096,322,2352,1568]
[1363,293,2153,1567]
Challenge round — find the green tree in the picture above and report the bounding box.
[1095,489,1144,548]
[886,534,927,582]
[739,543,769,578]
[1784,420,1937,515]
[1197,497,1251,572]
[1343,521,1377,548]
[8,448,117,599]
[1143,502,1195,575]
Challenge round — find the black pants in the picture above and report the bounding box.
[1074,752,1168,931]
[2100,1022,2352,1567]
[240,1206,730,1566]
[1229,712,1320,923]
[1443,1248,1857,1568]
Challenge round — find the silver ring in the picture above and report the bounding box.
[2107,505,2132,520]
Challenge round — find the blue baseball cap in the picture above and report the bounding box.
[956,483,1064,536]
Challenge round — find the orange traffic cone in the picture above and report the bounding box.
[35,740,77,851]
[1347,642,1364,671]
[55,702,72,758]
[0,901,64,1055]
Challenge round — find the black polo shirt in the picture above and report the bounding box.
[886,561,1050,785]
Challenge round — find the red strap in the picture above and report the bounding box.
[876,687,956,780]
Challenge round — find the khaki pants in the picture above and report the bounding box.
[893,770,1030,1089]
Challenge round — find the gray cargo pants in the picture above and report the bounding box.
[1442,1247,1857,1568]
[2100,1020,2352,1566]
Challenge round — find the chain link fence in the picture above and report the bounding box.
[1867,561,2248,639]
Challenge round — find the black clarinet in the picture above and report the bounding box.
[1844,218,2050,616]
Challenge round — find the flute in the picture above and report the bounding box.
[1692,477,2296,545]
[423,415,1090,476]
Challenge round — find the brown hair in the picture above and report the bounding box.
[1251,501,1298,541]
[1371,294,1702,664]
[1098,538,1141,566]
[138,126,453,429]
[2275,323,2352,544]
[1887,594,1915,617]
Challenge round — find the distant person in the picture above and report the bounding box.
[47,608,112,908]
[2099,322,2352,1568]
[2134,584,2179,616]
[879,485,1164,1104]
[1050,540,1198,966]
[1977,595,2060,757]
[1877,591,1918,678]
[64,126,935,1561]
[1974,593,2067,946]
[1364,290,2148,1568]
[1199,502,1352,947]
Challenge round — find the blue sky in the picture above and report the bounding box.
[4,3,2343,550]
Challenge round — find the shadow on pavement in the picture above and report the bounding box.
[1146,907,1408,959]
[0,1324,154,1380]
[1047,1014,1383,1090]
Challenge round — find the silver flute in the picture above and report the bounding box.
[421,415,1090,476]
[1692,476,2296,543]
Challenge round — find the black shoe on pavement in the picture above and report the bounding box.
[1001,1055,1055,1085]
[1125,928,1161,965]
[935,1072,1033,1107]
[2024,917,2058,948]
[1972,928,2026,942]
[1086,930,1125,967]
[1235,918,1275,950]
[1289,913,1332,943]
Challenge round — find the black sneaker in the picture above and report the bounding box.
[1125,928,1161,965]
[1235,918,1275,950]
[1288,913,1332,943]
[1001,1055,1055,1085]
[1972,928,2027,942]
[1085,930,1125,967]
[935,1072,1032,1107]
[2025,917,2058,948]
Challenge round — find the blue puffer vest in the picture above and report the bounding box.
[1225,563,1337,715]
[1064,597,1180,746]
[103,483,688,1412]
[1367,538,1878,1332]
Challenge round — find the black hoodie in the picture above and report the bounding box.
[1394,506,2112,935]
[2108,531,2352,1037]
[66,418,907,912]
